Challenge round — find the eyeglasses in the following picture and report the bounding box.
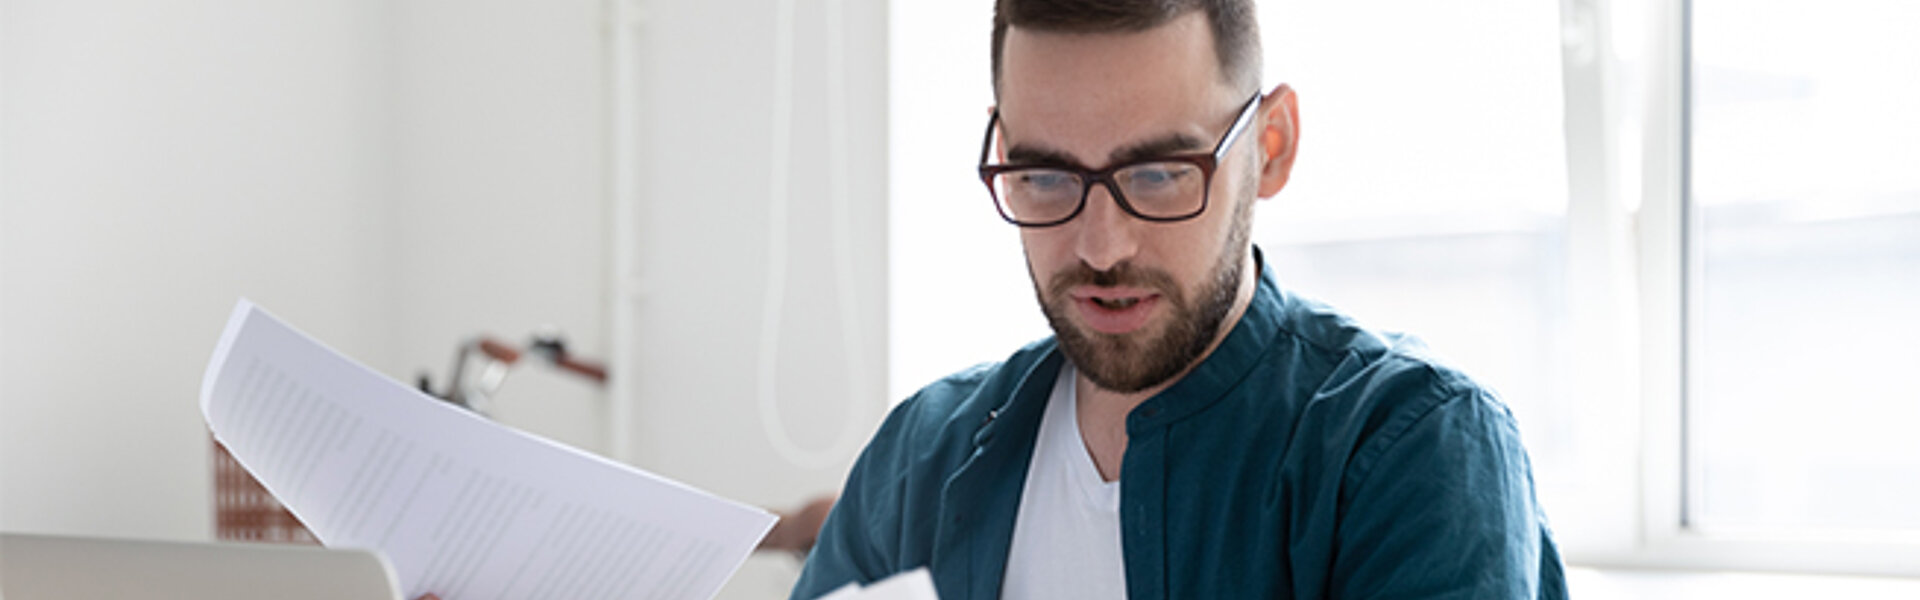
[977,93,1263,228]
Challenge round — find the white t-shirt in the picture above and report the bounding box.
[1000,365,1129,599]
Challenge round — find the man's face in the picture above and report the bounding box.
[996,13,1257,393]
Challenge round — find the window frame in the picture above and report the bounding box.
[1566,0,1920,576]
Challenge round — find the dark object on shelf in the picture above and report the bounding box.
[415,329,608,415]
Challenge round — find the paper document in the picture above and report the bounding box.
[815,569,938,600]
[201,299,776,600]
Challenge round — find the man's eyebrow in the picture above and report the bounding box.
[1109,133,1209,165]
[1006,145,1081,168]
[1004,133,1210,170]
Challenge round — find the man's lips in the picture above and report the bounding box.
[1068,286,1158,302]
[1069,286,1161,335]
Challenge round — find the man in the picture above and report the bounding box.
[792,1,1566,598]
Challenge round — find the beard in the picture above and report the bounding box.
[1033,194,1253,394]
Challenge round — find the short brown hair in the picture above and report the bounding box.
[991,0,1262,97]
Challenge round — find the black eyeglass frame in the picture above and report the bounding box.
[976,92,1264,228]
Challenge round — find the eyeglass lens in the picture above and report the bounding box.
[990,161,1206,225]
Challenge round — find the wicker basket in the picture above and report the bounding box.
[210,436,317,544]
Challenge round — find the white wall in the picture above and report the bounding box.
[0,0,611,541]
[617,0,889,505]
[389,0,611,455]
[1,0,399,541]
[612,0,890,596]
[2,2,884,598]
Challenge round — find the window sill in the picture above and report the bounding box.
[1568,566,1920,599]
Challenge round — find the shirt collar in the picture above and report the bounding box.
[1124,246,1285,433]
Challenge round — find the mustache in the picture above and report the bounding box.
[1047,261,1180,300]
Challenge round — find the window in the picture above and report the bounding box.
[1687,0,1920,536]
[1594,0,1920,574]
[1251,0,1573,494]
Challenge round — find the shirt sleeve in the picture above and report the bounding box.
[788,399,920,600]
[1328,389,1564,599]
[788,439,899,599]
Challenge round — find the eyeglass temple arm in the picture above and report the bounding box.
[1213,94,1263,160]
[979,109,1001,167]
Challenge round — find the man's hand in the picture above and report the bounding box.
[757,494,838,558]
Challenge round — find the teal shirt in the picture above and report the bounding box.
[792,252,1568,599]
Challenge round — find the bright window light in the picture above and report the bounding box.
[1688,0,1920,535]
[1251,0,1572,477]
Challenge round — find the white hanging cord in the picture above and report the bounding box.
[759,0,872,470]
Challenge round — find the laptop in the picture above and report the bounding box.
[0,532,403,600]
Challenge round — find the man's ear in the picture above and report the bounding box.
[1255,84,1300,198]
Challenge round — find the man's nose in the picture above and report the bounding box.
[1073,183,1140,272]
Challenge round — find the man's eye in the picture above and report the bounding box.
[1019,172,1072,190]
[1125,165,1191,189]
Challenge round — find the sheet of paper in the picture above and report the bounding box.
[814,568,938,600]
[201,299,776,600]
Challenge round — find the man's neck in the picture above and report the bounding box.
[1075,250,1260,481]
